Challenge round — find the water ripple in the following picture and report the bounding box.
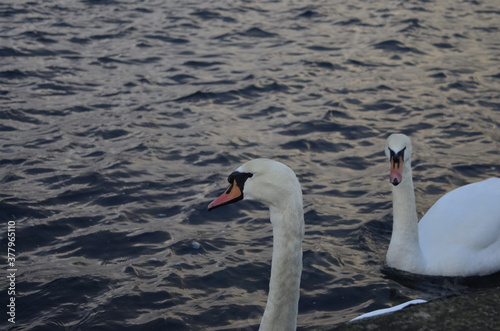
[1,0,499,330]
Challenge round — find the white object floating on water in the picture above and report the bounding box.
[191,241,201,249]
[351,299,427,321]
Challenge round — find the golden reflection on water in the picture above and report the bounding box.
[3,0,499,330]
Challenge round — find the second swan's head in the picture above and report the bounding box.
[385,134,413,186]
[208,158,302,211]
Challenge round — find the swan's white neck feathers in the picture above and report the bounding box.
[260,203,303,331]
[387,161,424,273]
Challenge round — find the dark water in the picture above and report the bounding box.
[1,0,499,330]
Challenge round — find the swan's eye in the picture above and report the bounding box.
[389,147,406,161]
[227,172,254,192]
[398,147,406,160]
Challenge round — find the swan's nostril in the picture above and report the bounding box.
[389,170,402,186]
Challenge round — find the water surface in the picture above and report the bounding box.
[1,0,499,330]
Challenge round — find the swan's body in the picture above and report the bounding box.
[385,134,500,276]
[208,158,304,330]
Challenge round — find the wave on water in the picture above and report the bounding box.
[1,0,499,330]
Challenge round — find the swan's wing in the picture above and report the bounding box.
[419,178,500,275]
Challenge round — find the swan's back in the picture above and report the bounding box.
[419,178,500,276]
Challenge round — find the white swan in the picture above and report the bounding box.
[208,158,304,331]
[385,133,500,276]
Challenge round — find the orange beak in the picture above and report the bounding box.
[208,180,243,211]
[389,154,403,186]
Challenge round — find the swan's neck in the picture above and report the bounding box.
[259,199,304,331]
[387,162,424,272]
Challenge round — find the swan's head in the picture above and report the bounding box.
[208,158,302,211]
[385,134,413,186]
